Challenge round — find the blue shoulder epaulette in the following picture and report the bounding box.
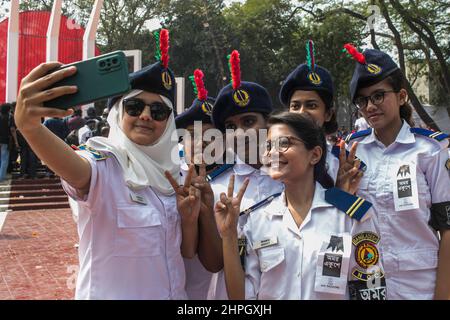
[325,187,372,222]
[206,163,234,182]
[410,128,449,142]
[78,145,108,161]
[240,193,282,217]
[345,129,372,143]
[331,146,367,172]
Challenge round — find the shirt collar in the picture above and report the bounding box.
[359,121,415,145]
[394,121,416,144]
[265,182,333,219]
[359,128,377,145]
[233,156,258,176]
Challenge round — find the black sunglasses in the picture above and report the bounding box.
[123,98,172,121]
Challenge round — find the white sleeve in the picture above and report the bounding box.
[243,219,260,300]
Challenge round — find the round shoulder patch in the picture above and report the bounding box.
[78,145,108,161]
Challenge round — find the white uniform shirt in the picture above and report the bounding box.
[243,183,383,300]
[180,161,223,300]
[355,117,370,131]
[207,159,284,300]
[326,144,339,183]
[62,150,187,300]
[347,121,450,300]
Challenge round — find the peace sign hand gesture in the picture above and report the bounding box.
[191,164,215,218]
[336,141,364,195]
[214,175,250,239]
[165,165,201,224]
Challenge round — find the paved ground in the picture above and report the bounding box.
[0,209,78,300]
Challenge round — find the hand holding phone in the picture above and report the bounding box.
[43,51,131,110]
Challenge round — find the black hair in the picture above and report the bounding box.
[384,69,415,126]
[267,111,334,189]
[1,103,11,115]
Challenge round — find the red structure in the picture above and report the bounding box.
[0,11,101,103]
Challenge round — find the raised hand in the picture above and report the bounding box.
[336,141,363,194]
[214,175,249,239]
[15,62,78,133]
[165,165,200,224]
[191,164,215,217]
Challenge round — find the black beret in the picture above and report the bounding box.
[107,61,175,110]
[279,63,334,107]
[350,49,399,101]
[212,81,273,132]
[175,97,216,129]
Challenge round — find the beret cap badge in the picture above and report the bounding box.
[306,40,323,86]
[367,63,382,75]
[201,101,214,115]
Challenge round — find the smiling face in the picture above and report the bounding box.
[289,90,331,127]
[120,92,169,146]
[355,78,407,130]
[265,123,322,184]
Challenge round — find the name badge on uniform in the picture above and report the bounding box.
[130,191,148,205]
[253,237,278,250]
[392,162,419,212]
[315,234,352,295]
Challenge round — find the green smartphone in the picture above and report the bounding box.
[43,51,131,110]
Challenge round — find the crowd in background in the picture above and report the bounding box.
[0,102,109,183]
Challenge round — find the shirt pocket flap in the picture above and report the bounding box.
[398,249,438,271]
[117,206,162,228]
[259,247,285,273]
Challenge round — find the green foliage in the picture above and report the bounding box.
[2,0,448,124]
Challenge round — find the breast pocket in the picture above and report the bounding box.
[114,206,163,257]
[357,171,371,197]
[257,247,286,299]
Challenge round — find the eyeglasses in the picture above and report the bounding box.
[123,98,172,121]
[265,136,303,154]
[354,90,397,110]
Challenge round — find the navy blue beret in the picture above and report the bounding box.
[279,63,334,107]
[212,81,273,132]
[350,49,399,101]
[107,61,175,110]
[175,97,216,129]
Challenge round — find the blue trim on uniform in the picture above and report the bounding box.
[239,193,283,217]
[325,187,372,222]
[410,128,449,142]
[331,146,368,172]
[78,145,108,161]
[206,163,235,182]
[345,129,372,143]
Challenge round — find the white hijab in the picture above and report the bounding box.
[86,90,180,195]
